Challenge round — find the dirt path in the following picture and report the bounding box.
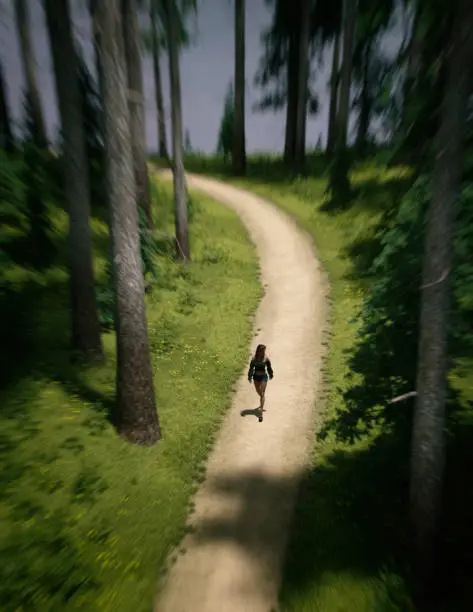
[154,172,328,612]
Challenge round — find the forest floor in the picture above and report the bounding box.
[154,171,328,612]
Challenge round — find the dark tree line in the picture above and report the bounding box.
[1,0,200,445]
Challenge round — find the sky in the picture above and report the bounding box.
[0,0,404,154]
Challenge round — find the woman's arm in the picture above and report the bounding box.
[266,359,274,379]
[248,359,255,381]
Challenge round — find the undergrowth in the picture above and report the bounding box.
[0,177,260,611]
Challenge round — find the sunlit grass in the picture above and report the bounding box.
[0,179,261,610]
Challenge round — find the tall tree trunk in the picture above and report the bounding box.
[356,40,372,156]
[122,0,153,229]
[327,31,341,155]
[89,0,105,97]
[328,0,358,202]
[150,0,169,159]
[337,0,358,149]
[95,0,161,445]
[164,0,190,260]
[401,5,423,137]
[293,0,311,174]
[409,0,473,591]
[89,0,110,208]
[45,0,103,361]
[232,0,246,175]
[396,2,450,167]
[283,26,299,166]
[14,0,48,148]
[0,59,14,152]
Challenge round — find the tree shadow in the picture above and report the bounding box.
[0,262,114,433]
[185,431,409,601]
[0,387,44,499]
[351,176,413,213]
[0,272,69,394]
[319,189,359,214]
[185,420,473,611]
[53,366,114,425]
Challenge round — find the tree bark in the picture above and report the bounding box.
[150,0,169,159]
[337,0,358,150]
[95,0,161,444]
[44,0,103,361]
[89,0,103,99]
[232,0,246,175]
[89,1,105,101]
[327,31,341,155]
[14,0,48,148]
[293,0,311,174]
[283,24,300,166]
[0,59,14,152]
[122,0,153,229]
[356,40,372,156]
[164,0,190,260]
[328,0,358,201]
[409,0,473,589]
[401,4,423,137]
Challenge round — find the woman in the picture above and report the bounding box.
[247,344,274,422]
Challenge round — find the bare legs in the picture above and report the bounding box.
[260,380,267,410]
[253,380,268,411]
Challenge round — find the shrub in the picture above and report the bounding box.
[322,176,473,442]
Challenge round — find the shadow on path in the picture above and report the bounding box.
[185,434,414,611]
[240,407,262,419]
[184,423,473,611]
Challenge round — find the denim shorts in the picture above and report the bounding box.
[253,374,268,382]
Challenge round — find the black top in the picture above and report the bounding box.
[248,358,274,381]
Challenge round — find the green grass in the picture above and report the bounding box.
[0,178,261,611]
[175,153,473,611]
[164,153,416,609]
[229,168,417,612]
[240,171,473,612]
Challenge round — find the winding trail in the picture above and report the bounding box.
[154,172,328,612]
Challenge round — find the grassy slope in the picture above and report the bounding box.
[173,154,473,611]
[0,179,260,611]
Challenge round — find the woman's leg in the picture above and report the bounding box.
[253,380,263,408]
[260,380,268,410]
[253,380,264,422]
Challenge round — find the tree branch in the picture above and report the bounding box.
[388,391,417,404]
[420,267,450,290]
